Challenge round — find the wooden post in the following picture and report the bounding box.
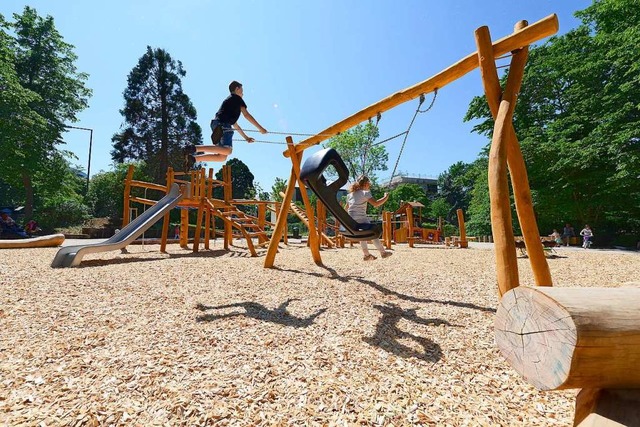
[122,165,134,228]
[489,100,519,296]
[180,208,189,248]
[193,198,205,253]
[223,165,232,249]
[476,22,552,287]
[456,209,468,248]
[407,205,415,248]
[574,389,640,426]
[160,167,173,253]
[264,168,296,267]
[286,137,322,265]
[204,168,214,250]
[495,286,640,390]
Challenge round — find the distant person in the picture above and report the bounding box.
[0,209,28,238]
[346,175,392,261]
[561,223,575,246]
[174,225,180,239]
[24,220,41,236]
[187,81,268,165]
[549,229,562,247]
[580,224,594,249]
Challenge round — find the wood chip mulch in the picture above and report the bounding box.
[1,241,638,426]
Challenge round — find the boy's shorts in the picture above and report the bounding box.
[210,119,233,147]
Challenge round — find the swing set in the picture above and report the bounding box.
[263,14,559,270]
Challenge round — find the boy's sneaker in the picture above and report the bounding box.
[211,125,223,146]
[381,251,393,258]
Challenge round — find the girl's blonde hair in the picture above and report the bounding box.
[349,175,370,193]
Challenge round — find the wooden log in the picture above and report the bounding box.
[489,100,520,296]
[495,286,640,391]
[574,388,640,426]
[285,14,558,157]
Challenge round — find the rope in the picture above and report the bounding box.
[388,89,438,183]
[244,129,335,137]
[360,113,382,175]
[232,138,286,145]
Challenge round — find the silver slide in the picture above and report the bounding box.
[51,183,184,268]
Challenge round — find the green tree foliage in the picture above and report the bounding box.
[324,122,388,180]
[430,197,452,220]
[1,7,90,218]
[271,177,287,202]
[214,158,255,200]
[465,0,640,238]
[86,162,151,220]
[386,184,428,214]
[436,161,476,223]
[111,46,202,184]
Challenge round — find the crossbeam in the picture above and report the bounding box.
[284,13,558,157]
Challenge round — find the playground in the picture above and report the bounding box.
[1,241,638,425]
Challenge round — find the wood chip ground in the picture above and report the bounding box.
[1,241,638,426]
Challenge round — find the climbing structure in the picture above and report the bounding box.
[263,14,559,268]
[122,165,271,257]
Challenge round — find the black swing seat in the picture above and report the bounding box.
[299,148,382,242]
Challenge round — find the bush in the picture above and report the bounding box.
[37,196,90,232]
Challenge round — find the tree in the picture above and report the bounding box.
[86,162,152,220]
[324,122,388,181]
[1,7,91,217]
[436,161,476,223]
[214,158,255,200]
[464,0,640,238]
[430,197,452,221]
[271,177,288,202]
[386,184,428,214]
[111,46,202,184]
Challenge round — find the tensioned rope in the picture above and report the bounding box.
[386,88,438,183]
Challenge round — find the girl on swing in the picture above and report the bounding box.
[346,175,393,261]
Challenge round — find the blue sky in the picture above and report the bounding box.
[2,0,592,192]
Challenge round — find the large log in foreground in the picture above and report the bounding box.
[495,286,640,390]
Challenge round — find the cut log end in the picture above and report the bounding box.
[495,286,577,390]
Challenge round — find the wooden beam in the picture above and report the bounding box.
[495,286,640,390]
[285,14,558,157]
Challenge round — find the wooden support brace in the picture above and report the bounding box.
[476,22,552,287]
[488,100,520,296]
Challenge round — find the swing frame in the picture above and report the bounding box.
[264,14,559,268]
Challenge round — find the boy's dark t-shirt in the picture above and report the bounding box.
[215,94,247,125]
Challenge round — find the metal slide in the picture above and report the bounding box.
[51,183,184,268]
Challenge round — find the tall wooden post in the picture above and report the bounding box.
[476,21,552,287]
[223,165,232,250]
[286,137,322,264]
[407,205,415,248]
[122,165,134,228]
[457,209,468,248]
